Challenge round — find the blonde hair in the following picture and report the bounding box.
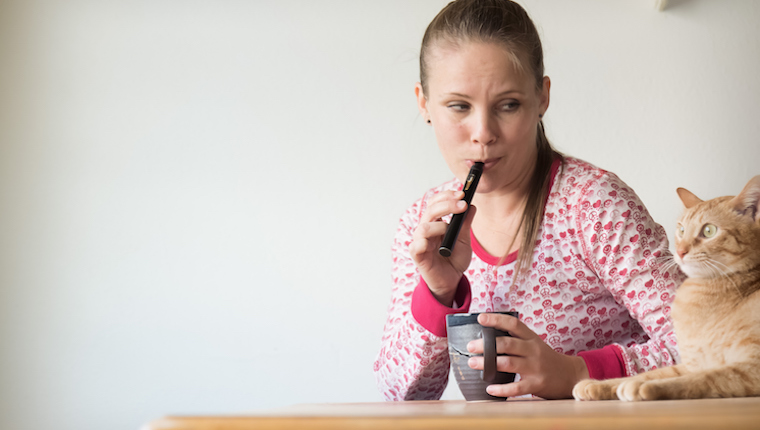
[420,0,562,279]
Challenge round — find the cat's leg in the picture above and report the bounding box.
[573,364,687,401]
[617,362,760,401]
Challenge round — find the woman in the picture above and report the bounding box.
[374,0,685,400]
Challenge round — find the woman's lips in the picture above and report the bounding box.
[468,158,501,170]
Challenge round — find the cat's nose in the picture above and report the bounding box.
[676,248,687,259]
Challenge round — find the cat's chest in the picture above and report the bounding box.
[671,292,718,341]
[672,281,759,367]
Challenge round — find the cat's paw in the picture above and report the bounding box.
[616,379,645,401]
[572,379,620,401]
[617,380,668,401]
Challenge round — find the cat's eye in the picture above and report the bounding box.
[702,224,718,238]
[676,225,684,238]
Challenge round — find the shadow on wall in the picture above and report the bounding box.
[660,0,693,11]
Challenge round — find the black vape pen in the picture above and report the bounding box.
[439,162,484,257]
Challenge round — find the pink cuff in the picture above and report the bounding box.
[578,345,626,380]
[411,276,471,337]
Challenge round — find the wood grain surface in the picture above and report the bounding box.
[144,397,760,430]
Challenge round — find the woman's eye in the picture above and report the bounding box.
[498,101,520,112]
[702,224,717,238]
[447,103,469,112]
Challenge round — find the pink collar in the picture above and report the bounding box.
[470,157,561,266]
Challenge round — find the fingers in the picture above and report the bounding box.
[476,313,536,340]
[485,380,532,399]
[466,354,547,399]
[466,352,533,398]
[411,190,469,262]
[420,190,467,223]
[465,314,535,358]
[467,354,528,374]
[467,334,527,356]
[409,221,448,260]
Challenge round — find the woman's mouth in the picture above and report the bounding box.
[468,158,501,170]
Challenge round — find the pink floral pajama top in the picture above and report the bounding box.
[374,156,686,400]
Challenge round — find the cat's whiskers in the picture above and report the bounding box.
[704,258,744,297]
[662,259,679,273]
[706,257,736,275]
[702,259,743,297]
[700,259,722,277]
[692,254,720,276]
[654,255,673,265]
[655,255,680,274]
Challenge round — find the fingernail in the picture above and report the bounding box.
[486,386,496,395]
[468,357,477,367]
[467,341,475,351]
[457,201,466,209]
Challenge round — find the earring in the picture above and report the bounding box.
[539,114,544,119]
[426,119,431,124]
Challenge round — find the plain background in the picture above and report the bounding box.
[1,1,759,429]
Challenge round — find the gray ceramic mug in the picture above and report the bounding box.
[445,311,518,401]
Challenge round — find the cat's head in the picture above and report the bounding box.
[674,176,760,279]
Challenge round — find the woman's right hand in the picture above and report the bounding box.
[410,190,476,307]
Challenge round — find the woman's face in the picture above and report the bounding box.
[416,41,550,195]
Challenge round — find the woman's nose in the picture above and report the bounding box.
[470,110,498,146]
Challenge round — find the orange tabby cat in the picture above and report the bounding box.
[573,175,760,401]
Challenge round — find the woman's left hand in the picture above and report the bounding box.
[466,313,590,399]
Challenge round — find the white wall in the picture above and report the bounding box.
[1,1,758,429]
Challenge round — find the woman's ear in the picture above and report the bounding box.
[539,76,551,117]
[415,82,429,119]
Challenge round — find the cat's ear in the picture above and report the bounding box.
[730,175,760,222]
[677,187,703,209]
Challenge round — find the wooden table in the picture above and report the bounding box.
[144,397,760,430]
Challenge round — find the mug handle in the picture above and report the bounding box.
[482,326,498,383]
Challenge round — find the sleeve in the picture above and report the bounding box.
[577,345,626,380]
[372,194,471,400]
[574,171,686,377]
